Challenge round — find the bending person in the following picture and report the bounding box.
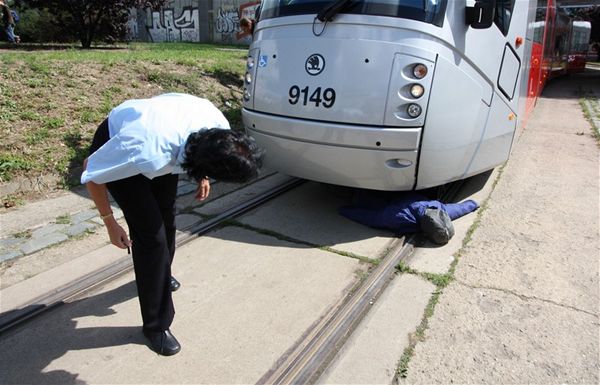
[81,93,263,356]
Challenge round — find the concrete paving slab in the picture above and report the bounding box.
[175,172,279,213]
[0,250,22,263]
[0,226,366,385]
[194,173,294,217]
[70,209,98,224]
[20,232,69,255]
[174,213,202,230]
[31,223,69,238]
[64,222,96,237]
[407,215,468,275]
[239,182,396,259]
[1,243,127,312]
[319,274,435,385]
[454,93,599,314]
[400,283,599,384]
[0,187,93,234]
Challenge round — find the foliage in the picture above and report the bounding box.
[23,0,168,48]
[0,7,59,43]
[573,5,600,44]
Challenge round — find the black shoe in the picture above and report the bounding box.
[143,329,181,356]
[170,276,181,292]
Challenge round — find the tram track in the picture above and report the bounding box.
[0,176,305,335]
[1,174,463,385]
[256,179,465,384]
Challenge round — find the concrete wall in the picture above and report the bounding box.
[132,0,260,45]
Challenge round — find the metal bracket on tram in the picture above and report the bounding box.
[316,0,354,22]
[465,0,496,29]
[313,0,354,37]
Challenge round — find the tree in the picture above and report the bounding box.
[573,5,599,43]
[26,0,167,48]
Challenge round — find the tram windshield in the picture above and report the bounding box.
[259,0,447,26]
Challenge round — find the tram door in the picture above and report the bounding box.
[465,0,533,177]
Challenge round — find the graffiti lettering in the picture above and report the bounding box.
[216,7,239,34]
[147,7,199,42]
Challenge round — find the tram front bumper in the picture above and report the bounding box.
[243,109,421,191]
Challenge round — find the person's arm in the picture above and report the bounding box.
[194,177,210,201]
[83,158,131,250]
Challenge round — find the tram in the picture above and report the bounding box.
[241,0,584,191]
[567,21,592,74]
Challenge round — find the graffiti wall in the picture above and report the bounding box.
[139,0,200,42]
[213,0,260,44]
[134,0,260,45]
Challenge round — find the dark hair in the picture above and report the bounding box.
[181,128,264,183]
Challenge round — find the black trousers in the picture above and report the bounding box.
[107,173,179,332]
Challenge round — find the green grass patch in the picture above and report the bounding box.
[19,110,42,121]
[13,229,32,238]
[26,127,50,145]
[28,61,52,76]
[2,194,25,208]
[579,97,600,145]
[0,155,33,181]
[44,117,65,129]
[0,42,247,194]
[55,214,71,225]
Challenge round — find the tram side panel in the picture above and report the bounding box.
[466,0,534,176]
[416,1,533,189]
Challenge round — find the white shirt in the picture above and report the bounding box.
[81,93,230,184]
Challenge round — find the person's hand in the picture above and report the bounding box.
[195,178,210,201]
[105,218,131,249]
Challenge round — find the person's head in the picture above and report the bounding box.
[240,17,254,34]
[181,128,264,184]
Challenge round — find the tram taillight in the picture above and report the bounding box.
[412,64,428,79]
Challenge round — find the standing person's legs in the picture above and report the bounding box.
[149,173,181,291]
[107,175,175,332]
[5,24,15,43]
[150,173,179,263]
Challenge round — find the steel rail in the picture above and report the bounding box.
[0,177,304,335]
[256,237,414,385]
[256,180,465,385]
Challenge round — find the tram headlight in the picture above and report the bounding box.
[245,72,252,84]
[409,84,425,98]
[246,56,255,69]
[243,88,252,101]
[413,64,428,79]
[407,103,422,118]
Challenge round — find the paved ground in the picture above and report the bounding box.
[400,69,600,384]
[0,67,598,384]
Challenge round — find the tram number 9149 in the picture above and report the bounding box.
[288,85,336,108]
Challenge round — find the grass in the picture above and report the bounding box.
[0,42,248,202]
[55,214,71,225]
[579,96,600,144]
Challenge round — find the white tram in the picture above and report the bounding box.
[241,0,544,190]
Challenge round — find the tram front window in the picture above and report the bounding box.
[259,0,447,26]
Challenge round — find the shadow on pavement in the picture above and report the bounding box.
[541,66,600,100]
[0,281,144,385]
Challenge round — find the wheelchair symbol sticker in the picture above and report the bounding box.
[259,55,268,67]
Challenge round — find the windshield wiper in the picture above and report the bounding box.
[316,0,354,22]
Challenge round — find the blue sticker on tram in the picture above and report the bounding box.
[259,55,268,67]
